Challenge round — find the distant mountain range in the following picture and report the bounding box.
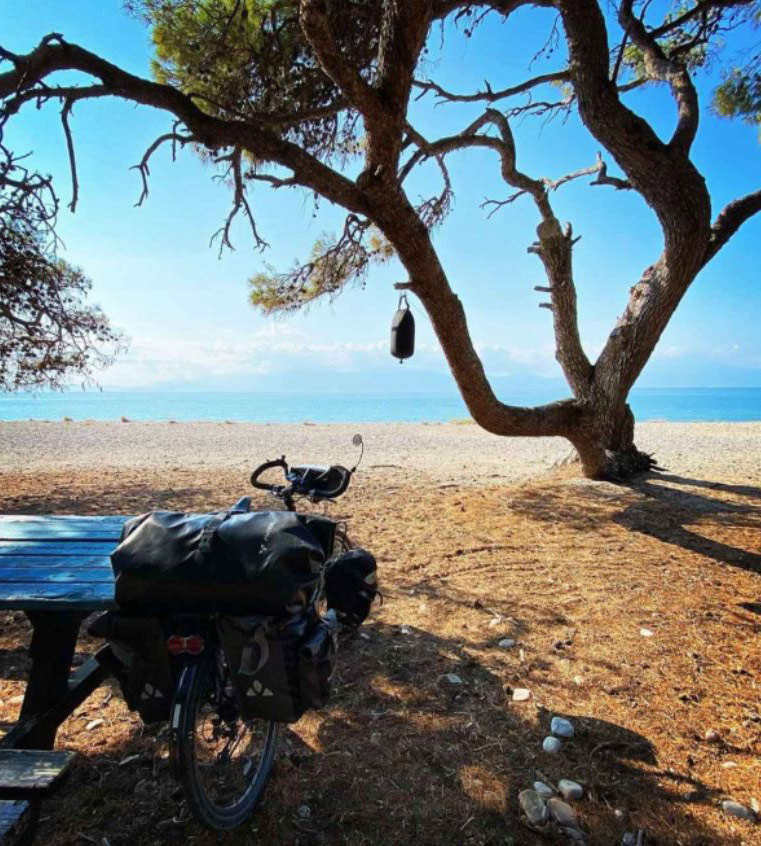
[101,358,761,393]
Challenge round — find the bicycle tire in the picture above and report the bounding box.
[174,651,280,830]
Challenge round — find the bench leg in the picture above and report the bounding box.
[18,612,83,750]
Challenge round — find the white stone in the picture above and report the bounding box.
[442,673,463,685]
[639,628,654,637]
[499,638,516,649]
[558,779,583,801]
[547,798,577,827]
[533,781,554,800]
[543,736,562,754]
[512,688,531,701]
[518,789,548,826]
[551,717,575,738]
[297,805,312,819]
[722,800,756,822]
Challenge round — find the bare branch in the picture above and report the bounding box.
[210,147,269,255]
[650,0,755,38]
[130,131,192,207]
[60,98,78,212]
[413,70,570,104]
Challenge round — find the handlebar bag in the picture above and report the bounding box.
[324,548,380,628]
[219,612,337,722]
[111,510,335,615]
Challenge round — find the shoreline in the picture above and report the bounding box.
[2,420,760,485]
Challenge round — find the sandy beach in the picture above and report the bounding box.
[2,420,760,485]
[1,421,760,845]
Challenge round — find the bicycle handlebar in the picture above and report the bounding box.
[250,457,353,503]
[250,457,289,491]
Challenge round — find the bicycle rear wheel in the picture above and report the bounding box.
[174,649,280,830]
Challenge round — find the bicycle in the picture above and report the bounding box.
[166,436,364,829]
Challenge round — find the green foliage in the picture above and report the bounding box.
[0,223,125,391]
[714,62,761,131]
[249,222,393,314]
[128,0,378,158]
[619,0,761,137]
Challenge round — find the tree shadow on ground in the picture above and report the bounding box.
[5,619,731,846]
[654,474,761,502]
[505,472,761,575]
[619,475,761,574]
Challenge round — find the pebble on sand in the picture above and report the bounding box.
[518,789,549,827]
[721,800,757,822]
[639,628,655,637]
[543,736,562,754]
[498,638,516,649]
[533,781,554,800]
[551,716,575,738]
[512,688,531,701]
[547,798,577,827]
[442,673,463,686]
[558,779,583,801]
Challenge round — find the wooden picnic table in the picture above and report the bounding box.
[0,515,128,844]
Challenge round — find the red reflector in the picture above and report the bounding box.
[166,635,205,656]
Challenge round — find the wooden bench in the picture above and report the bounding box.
[0,727,72,845]
[0,801,35,846]
[0,515,127,843]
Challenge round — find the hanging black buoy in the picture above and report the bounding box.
[390,293,415,362]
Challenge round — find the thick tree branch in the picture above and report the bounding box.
[704,188,761,264]
[619,0,700,155]
[0,36,371,217]
[298,0,379,117]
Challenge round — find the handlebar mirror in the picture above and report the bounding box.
[352,434,363,447]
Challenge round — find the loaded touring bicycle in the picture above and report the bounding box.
[88,434,379,830]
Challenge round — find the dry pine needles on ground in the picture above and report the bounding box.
[0,465,759,846]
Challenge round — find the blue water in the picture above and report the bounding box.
[1,388,760,423]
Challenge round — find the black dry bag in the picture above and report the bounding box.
[325,548,379,628]
[390,294,415,361]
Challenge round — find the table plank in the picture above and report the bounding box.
[0,516,128,542]
[0,542,119,558]
[0,749,76,792]
[0,583,115,611]
[0,569,113,584]
[0,557,112,570]
[0,515,128,525]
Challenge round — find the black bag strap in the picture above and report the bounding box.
[195,511,233,565]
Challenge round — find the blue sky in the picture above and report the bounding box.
[2,1,760,394]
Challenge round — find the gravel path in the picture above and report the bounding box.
[2,421,760,484]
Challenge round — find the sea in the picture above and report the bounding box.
[1,388,760,423]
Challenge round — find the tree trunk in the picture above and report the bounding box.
[569,401,656,481]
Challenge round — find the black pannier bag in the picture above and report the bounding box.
[110,510,336,615]
[218,612,338,723]
[89,612,176,723]
[325,548,379,627]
